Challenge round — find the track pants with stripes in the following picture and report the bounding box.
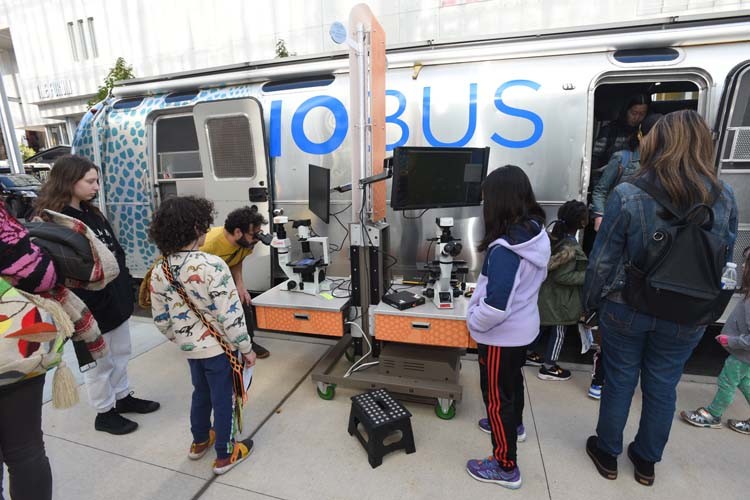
[478,343,526,471]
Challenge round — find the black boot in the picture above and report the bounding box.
[116,393,160,414]
[252,342,270,359]
[627,443,655,486]
[586,435,617,480]
[95,408,138,435]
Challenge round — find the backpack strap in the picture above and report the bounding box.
[633,177,723,227]
[632,177,685,220]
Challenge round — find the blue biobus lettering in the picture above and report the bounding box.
[268,80,542,158]
[491,80,544,148]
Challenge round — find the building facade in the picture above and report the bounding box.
[0,0,748,159]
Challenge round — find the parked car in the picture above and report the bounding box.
[0,173,42,220]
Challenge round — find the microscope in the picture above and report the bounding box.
[271,211,332,295]
[423,217,467,309]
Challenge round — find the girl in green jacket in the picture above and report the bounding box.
[528,201,588,381]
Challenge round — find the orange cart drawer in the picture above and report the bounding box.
[374,314,469,348]
[255,307,344,337]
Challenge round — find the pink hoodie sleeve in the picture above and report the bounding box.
[0,203,57,292]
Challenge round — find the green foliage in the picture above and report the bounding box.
[19,144,36,161]
[87,57,135,108]
[275,39,295,58]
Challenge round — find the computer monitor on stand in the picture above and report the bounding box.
[308,164,330,223]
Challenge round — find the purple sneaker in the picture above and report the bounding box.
[478,419,526,442]
[466,457,522,489]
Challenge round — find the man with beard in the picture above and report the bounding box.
[200,206,270,358]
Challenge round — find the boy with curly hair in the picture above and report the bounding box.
[148,196,256,475]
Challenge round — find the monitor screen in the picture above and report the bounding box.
[390,147,489,210]
[308,164,330,223]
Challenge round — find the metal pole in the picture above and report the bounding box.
[0,68,24,174]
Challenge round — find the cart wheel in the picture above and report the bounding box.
[316,384,336,400]
[435,401,456,420]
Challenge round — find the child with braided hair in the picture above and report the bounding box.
[528,200,589,381]
[148,196,256,475]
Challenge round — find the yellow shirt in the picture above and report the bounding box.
[199,226,253,268]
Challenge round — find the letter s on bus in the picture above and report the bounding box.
[491,80,543,149]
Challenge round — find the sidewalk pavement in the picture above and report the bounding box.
[5,316,748,500]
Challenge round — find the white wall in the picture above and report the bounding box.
[1,0,749,122]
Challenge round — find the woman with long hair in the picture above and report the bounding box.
[35,155,160,435]
[466,165,550,490]
[583,110,738,486]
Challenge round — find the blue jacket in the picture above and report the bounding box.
[583,176,738,313]
[591,149,640,215]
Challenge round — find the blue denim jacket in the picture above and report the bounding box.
[583,177,738,313]
[591,149,640,215]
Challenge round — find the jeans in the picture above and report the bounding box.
[0,375,52,500]
[478,343,526,470]
[188,354,236,459]
[595,300,703,462]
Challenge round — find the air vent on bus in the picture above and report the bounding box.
[613,48,680,63]
[165,91,199,103]
[112,97,144,109]
[262,75,335,92]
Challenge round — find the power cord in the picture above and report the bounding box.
[343,321,379,377]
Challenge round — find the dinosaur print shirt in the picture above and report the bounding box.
[149,251,252,359]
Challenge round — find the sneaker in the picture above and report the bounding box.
[538,365,571,381]
[680,407,722,429]
[213,437,254,475]
[525,352,543,367]
[252,342,270,359]
[727,419,750,435]
[188,429,216,460]
[627,442,654,486]
[477,419,526,442]
[588,384,602,400]
[95,408,138,435]
[585,435,617,480]
[466,457,522,489]
[116,393,161,414]
[478,418,491,434]
[517,424,527,442]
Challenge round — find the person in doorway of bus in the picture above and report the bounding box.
[591,94,650,175]
[527,200,588,382]
[582,110,737,486]
[591,113,663,232]
[680,246,750,435]
[199,207,270,359]
[34,155,160,436]
[148,196,256,474]
[466,165,551,490]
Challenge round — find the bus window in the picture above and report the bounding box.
[719,67,750,170]
[154,114,202,179]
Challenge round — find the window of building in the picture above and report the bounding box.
[87,18,98,58]
[155,115,202,179]
[67,22,79,61]
[77,20,88,59]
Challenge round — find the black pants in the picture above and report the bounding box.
[242,303,257,341]
[478,343,526,471]
[0,375,52,500]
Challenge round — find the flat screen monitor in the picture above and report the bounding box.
[390,147,489,210]
[308,164,330,223]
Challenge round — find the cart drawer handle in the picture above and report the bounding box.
[293,313,310,321]
[411,321,431,330]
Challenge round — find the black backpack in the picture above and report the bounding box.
[622,177,733,325]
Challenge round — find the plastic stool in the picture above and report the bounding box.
[348,389,416,468]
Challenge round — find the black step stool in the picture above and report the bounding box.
[348,389,416,468]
